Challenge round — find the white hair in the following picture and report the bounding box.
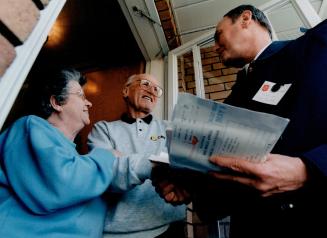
[125,74,138,86]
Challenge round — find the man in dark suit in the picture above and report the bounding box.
[153,4,327,238]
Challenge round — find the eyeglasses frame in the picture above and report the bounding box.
[127,79,163,97]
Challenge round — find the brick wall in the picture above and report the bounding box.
[155,0,181,49]
[0,0,50,77]
[178,46,240,102]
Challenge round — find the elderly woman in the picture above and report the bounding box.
[0,69,145,238]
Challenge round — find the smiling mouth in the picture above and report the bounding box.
[142,95,153,102]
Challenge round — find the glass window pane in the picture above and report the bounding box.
[178,50,196,95]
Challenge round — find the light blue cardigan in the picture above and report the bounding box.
[0,115,117,238]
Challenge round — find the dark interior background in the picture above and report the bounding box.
[3,0,145,141]
[38,0,144,70]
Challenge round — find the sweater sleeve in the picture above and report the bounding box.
[1,116,116,215]
[88,121,152,193]
[109,154,152,192]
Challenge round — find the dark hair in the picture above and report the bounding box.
[224,5,272,39]
[39,68,87,118]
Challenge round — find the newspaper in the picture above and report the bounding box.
[152,93,290,173]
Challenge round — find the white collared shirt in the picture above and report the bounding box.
[245,42,272,73]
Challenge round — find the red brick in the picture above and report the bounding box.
[0,0,40,44]
[184,75,194,82]
[225,81,236,90]
[202,65,212,72]
[222,67,240,75]
[208,75,237,84]
[158,10,171,21]
[210,90,232,100]
[182,52,192,58]
[178,79,186,89]
[204,51,219,58]
[183,56,193,63]
[186,89,194,94]
[186,68,194,75]
[203,70,222,79]
[200,47,214,53]
[205,84,225,93]
[0,33,16,77]
[212,63,225,70]
[162,20,173,29]
[202,57,219,65]
[155,0,169,11]
[184,62,193,69]
[187,81,195,89]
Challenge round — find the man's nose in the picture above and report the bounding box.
[150,86,157,94]
[144,85,157,97]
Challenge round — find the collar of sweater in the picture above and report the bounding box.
[121,113,153,124]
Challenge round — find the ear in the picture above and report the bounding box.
[240,10,252,28]
[122,87,129,98]
[50,95,63,112]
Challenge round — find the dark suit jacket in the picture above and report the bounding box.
[194,19,327,238]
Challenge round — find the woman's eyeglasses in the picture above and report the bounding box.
[68,90,86,100]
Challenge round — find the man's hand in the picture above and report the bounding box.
[154,180,191,205]
[151,165,192,205]
[209,153,308,197]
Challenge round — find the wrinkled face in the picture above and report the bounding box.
[123,74,161,114]
[61,80,92,130]
[214,17,248,68]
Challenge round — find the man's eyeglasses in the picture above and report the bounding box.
[68,90,86,100]
[132,79,163,97]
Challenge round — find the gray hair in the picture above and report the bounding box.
[125,74,138,86]
[39,68,86,118]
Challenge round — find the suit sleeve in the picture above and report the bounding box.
[297,20,327,178]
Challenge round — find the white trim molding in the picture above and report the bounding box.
[0,0,66,130]
[118,0,169,61]
[291,0,321,27]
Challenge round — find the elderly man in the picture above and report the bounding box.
[88,74,186,238]
[153,4,327,238]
